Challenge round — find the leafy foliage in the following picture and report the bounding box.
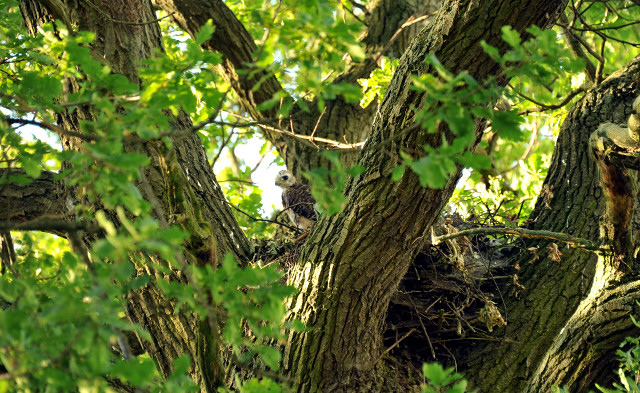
[167,254,298,371]
[416,24,587,221]
[303,151,365,215]
[0,210,294,392]
[0,1,295,391]
[593,313,640,393]
[422,363,472,393]
[358,57,398,108]
[3,0,640,391]
[227,0,366,110]
[396,24,584,200]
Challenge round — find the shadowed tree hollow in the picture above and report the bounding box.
[2,0,640,392]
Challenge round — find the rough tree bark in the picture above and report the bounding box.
[461,56,640,392]
[9,0,640,392]
[277,1,568,391]
[13,1,250,391]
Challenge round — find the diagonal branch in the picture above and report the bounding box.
[153,0,440,174]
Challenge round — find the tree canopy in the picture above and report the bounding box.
[2,0,640,392]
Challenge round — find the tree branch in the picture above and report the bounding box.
[558,12,596,82]
[0,169,72,230]
[0,219,100,234]
[516,84,588,115]
[153,0,439,174]
[206,191,301,233]
[283,0,570,389]
[432,226,603,253]
[4,116,97,142]
[82,0,176,26]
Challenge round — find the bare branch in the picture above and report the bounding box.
[223,112,365,150]
[432,226,603,253]
[558,13,596,82]
[1,232,19,277]
[0,219,100,234]
[5,117,96,142]
[0,169,71,228]
[338,0,367,24]
[517,84,589,115]
[372,13,436,65]
[206,191,301,232]
[595,36,606,84]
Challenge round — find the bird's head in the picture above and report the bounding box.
[275,170,297,189]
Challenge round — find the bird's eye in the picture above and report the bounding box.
[282,176,289,180]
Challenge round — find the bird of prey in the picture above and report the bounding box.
[275,169,316,231]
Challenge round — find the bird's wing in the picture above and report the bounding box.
[285,184,317,221]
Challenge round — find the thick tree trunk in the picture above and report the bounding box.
[280,1,567,391]
[461,56,640,393]
[16,1,249,391]
[16,1,640,392]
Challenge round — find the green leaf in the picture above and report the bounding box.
[102,73,136,95]
[423,363,448,386]
[195,20,215,45]
[408,154,453,189]
[19,72,62,100]
[111,358,157,387]
[346,43,366,62]
[256,92,286,111]
[501,25,521,48]
[346,164,365,177]
[443,105,474,137]
[480,41,502,61]
[19,155,42,178]
[240,377,283,393]
[455,151,491,170]
[391,165,406,181]
[491,110,523,141]
[7,173,33,185]
[176,89,198,114]
[594,383,621,393]
[258,346,282,371]
[172,354,192,375]
[446,380,468,393]
[85,342,111,374]
[0,277,19,302]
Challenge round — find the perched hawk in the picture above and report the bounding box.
[275,170,316,231]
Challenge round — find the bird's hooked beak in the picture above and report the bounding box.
[275,179,284,187]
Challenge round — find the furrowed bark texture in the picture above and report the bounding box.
[18,1,249,390]
[280,1,567,391]
[360,0,439,62]
[462,56,640,392]
[336,0,440,83]
[528,280,640,391]
[17,0,640,392]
